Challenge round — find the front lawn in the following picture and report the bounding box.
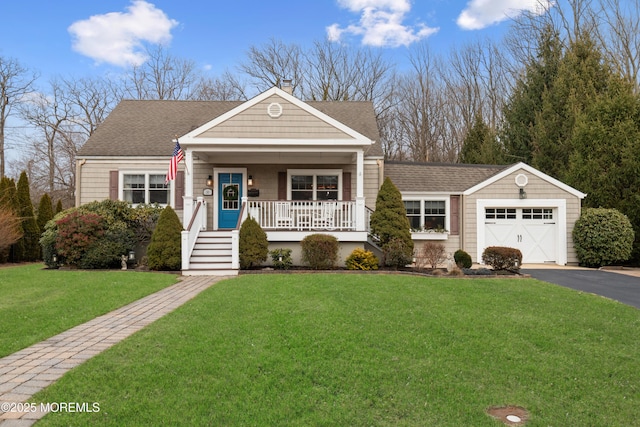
[0,264,178,357]
[34,274,640,426]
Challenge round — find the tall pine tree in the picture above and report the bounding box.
[15,171,40,261]
[459,115,506,164]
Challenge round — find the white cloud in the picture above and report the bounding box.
[327,0,438,47]
[68,0,178,67]
[457,0,553,30]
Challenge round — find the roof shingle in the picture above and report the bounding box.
[78,99,382,157]
[384,161,510,192]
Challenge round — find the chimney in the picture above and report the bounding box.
[281,79,293,95]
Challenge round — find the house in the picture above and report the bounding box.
[76,85,586,275]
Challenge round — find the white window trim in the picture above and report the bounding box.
[119,171,174,207]
[287,169,343,200]
[402,196,450,231]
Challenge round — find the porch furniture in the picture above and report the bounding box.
[275,202,294,228]
[313,202,337,229]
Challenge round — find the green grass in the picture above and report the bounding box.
[0,263,178,357]
[33,274,640,426]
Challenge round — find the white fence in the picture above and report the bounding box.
[246,200,356,231]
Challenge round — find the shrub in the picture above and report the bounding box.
[383,237,413,269]
[147,206,183,271]
[0,208,23,261]
[482,246,522,271]
[301,234,339,269]
[78,227,136,269]
[454,249,472,269]
[415,242,447,270]
[573,207,634,267]
[345,247,379,270]
[369,177,414,266]
[55,211,105,267]
[239,217,268,269]
[269,248,293,270]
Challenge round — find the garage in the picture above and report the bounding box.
[484,207,557,263]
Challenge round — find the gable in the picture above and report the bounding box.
[463,162,586,199]
[196,94,353,140]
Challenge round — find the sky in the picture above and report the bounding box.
[0,0,553,82]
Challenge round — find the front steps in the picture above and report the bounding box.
[183,231,238,276]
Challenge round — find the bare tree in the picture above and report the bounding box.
[592,0,640,90]
[122,46,201,100]
[192,71,249,101]
[237,38,305,95]
[0,56,38,177]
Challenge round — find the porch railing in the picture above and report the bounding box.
[246,200,357,231]
[181,197,206,270]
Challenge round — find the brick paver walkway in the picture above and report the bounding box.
[0,275,228,426]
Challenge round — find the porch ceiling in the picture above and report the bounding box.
[193,151,355,164]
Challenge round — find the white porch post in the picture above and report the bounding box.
[182,148,194,227]
[355,149,366,231]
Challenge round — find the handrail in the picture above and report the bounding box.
[235,199,247,229]
[186,200,202,232]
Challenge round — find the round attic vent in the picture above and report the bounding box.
[267,102,283,118]
[515,173,528,188]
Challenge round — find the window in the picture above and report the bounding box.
[122,173,170,205]
[485,208,516,219]
[288,170,341,200]
[404,199,448,231]
[523,208,553,220]
[404,201,421,229]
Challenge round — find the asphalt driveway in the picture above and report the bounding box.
[523,268,640,309]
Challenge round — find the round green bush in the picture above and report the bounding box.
[454,249,472,269]
[147,206,183,271]
[573,208,634,267]
[346,247,379,270]
[301,234,339,269]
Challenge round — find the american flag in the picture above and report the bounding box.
[165,139,184,183]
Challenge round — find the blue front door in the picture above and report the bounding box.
[218,173,243,229]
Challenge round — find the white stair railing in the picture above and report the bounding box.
[181,197,206,270]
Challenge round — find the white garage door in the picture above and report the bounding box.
[484,207,557,263]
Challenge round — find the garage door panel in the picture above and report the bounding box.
[483,207,557,264]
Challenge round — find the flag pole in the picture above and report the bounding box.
[175,135,189,175]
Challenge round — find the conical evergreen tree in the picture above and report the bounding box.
[15,171,40,261]
[55,199,63,214]
[369,177,413,267]
[37,193,54,233]
[147,206,182,271]
[459,115,506,164]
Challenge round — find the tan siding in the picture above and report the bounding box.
[413,236,461,265]
[463,170,582,264]
[197,95,352,140]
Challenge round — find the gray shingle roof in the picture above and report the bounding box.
[78,99,382,157]
[384,161,510,192]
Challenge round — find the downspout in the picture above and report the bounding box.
[75,158,86,207]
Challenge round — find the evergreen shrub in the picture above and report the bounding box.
[572,208,634,267]
[345,247,379,270]
[454,249,473,269]
[482,246,522,271]
[369,177,414,268]
[269,248,293,270]
[147,206,183,271]
[301,234,339,269]
[239,217,268,269]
